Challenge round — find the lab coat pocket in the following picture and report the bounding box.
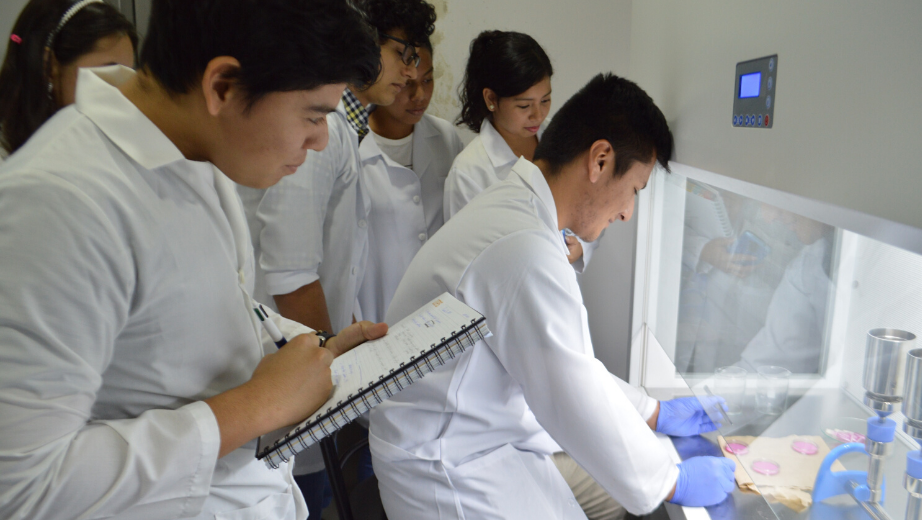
[446,444,583,520]
[213,492,294,520]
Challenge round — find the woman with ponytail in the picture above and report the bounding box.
[0,0,136,157]
[444,30,553,219]
[445,30,598,268]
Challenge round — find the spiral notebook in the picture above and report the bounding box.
[256,293,491,469]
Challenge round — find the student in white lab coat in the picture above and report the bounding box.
[0,0,137,159]
[237,0,437,513]
[358,45,464,324]
[446,30,597,270]
[0,2,388,519]
[370,74,736,520]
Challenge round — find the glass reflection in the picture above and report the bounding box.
[675,180,836,375]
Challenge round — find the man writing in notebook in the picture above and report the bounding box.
[0,1,387,519]
[237,0,438,510]
[369,74,736,520]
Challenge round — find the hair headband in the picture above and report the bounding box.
[45,0,104,50]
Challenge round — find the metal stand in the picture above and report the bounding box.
[320,436,354,520]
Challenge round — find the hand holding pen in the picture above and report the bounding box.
[253,303,389,356]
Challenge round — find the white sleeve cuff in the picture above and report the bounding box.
[179,400,221,517]
[263,270,320,298]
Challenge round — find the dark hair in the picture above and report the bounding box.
[534,73,674,177]
[456,31,553,133]
[139,0,381,107]
[0,0,138,154]
[354,0,437,51]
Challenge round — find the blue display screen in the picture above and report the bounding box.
[739,72,761,98]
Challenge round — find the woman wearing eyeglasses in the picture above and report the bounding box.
[445,30,598,270]
[358,38,463,327]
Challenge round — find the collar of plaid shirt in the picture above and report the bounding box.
[342,88,371,141]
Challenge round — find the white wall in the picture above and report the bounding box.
[0,0,30,60]
[629,0,922,230]
[428,0,637,379]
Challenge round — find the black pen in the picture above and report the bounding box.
[254,304,288,348]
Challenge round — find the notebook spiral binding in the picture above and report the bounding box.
[260,317,488,469]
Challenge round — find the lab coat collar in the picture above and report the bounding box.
[359,114,440,177]
[412,115,439,177]
[510,157,569,256]
[75,66,186,171]
[479,118,547,170]
[359,129,402,169]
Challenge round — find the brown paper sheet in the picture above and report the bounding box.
[718,435,846,513]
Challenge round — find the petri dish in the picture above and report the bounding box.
[823,417,867,445]
[751,459,780,476]
[725,442,750,455]
[791,440,819,455]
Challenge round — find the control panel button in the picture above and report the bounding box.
[757,115,763,126]
[767,76,773,91]
[769,57,775,71]
[764,114,770,126]
[733,115,738,125]
[766,95,772,109]
[744,115,750,126]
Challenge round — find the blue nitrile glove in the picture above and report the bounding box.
[656,396,726,437]
[669,456,736,507]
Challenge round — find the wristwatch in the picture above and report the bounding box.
[314,330,335,348]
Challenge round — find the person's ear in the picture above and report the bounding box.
[587,139,613,184]
[201,56,244,117]
[482,88,498,112]
[45,47,60,91]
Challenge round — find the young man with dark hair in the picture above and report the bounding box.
[237,0,437,510]
[0,1,387,519]
[369,73,736,520]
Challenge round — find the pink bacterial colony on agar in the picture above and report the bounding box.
[835,430,864,442]
[791,440,819,455]
[725,443,749,455]
[751,460,780,476]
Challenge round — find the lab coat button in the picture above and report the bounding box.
[358,220,367,229]
[351,266,356,275]
[418,233,427,241]
[413,195,421,204]
[238,270,245,284]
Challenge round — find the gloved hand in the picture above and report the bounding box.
[656,396,725,437]
[669,456,736,507]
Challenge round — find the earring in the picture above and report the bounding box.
[488,104,495,111]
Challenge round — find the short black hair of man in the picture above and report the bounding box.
[353,0,437,51]
[534,73,674,178]
[139,0,380,106]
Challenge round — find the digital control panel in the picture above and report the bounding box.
[732,55,776,129]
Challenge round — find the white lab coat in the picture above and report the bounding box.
[444,118,598,272]
[357,114,463,323]
[0,67,310,520]
[238,101,369,335]
[369,157,678,519]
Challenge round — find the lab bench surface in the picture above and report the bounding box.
[651,386,916,520]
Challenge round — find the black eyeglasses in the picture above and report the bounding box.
[381,34,421,68]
